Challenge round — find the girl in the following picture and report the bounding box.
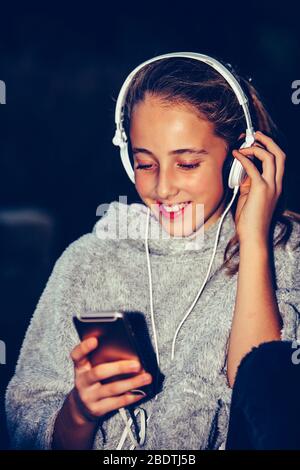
[5,54,300,450]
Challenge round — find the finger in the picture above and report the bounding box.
[275,156,286,194]
[83,359,143,387]
[84,392,146,419]
[232,151,263,185]
[237,146,276,186]
[70,337,98,371]
[253,141,265,149]
[254,131,286,192]
[239,174,251,191]
[254,131,286,158]
[87,372,152,400]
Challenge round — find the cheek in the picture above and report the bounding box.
[134,173,152,196]
[188,168,224,198]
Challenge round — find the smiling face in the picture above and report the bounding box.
[130,93,230,237]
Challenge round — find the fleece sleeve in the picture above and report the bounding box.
[274,236,300,343]
[215,224,300,450]
[5,235,103,449]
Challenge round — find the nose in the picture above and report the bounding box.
[155,166,179,201]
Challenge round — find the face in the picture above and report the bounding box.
[130,93,229,238]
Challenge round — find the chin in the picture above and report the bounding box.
[159,217,202,239]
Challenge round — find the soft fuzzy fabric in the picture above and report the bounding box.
[5,200,300,450]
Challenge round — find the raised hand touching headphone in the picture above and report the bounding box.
[232,130,286,244]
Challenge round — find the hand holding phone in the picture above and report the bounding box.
[69,335,153,424]
[70,310,163,423]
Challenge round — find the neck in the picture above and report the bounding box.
[202,199,227,233]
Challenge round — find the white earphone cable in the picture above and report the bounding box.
[116,187,239,450]
[171,189,239,360]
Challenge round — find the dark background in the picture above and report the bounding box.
[0,1,299,449]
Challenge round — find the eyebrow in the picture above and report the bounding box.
[131,147,209,157]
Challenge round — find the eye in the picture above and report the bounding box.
[178,163,200,170]
[135,164,153,170]
[135,163,200,171]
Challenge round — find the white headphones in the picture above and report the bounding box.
[112,51,256,189]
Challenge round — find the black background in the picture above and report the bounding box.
[0,0,300,449]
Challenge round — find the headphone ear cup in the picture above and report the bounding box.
[222,136,247,189]
[222,154,235,189]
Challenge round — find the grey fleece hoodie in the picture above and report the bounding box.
[5,200,300,450]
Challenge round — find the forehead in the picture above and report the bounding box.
[130,95,216,140]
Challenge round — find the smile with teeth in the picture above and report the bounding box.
[158,201,192,219]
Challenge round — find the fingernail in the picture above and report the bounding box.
[142,373,152,382]
[88,337,97,346]
[129,390,147,397]
[129,361,140,370]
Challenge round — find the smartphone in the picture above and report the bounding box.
[73,310,164,398]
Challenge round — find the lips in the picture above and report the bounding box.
[158,201,192,220]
